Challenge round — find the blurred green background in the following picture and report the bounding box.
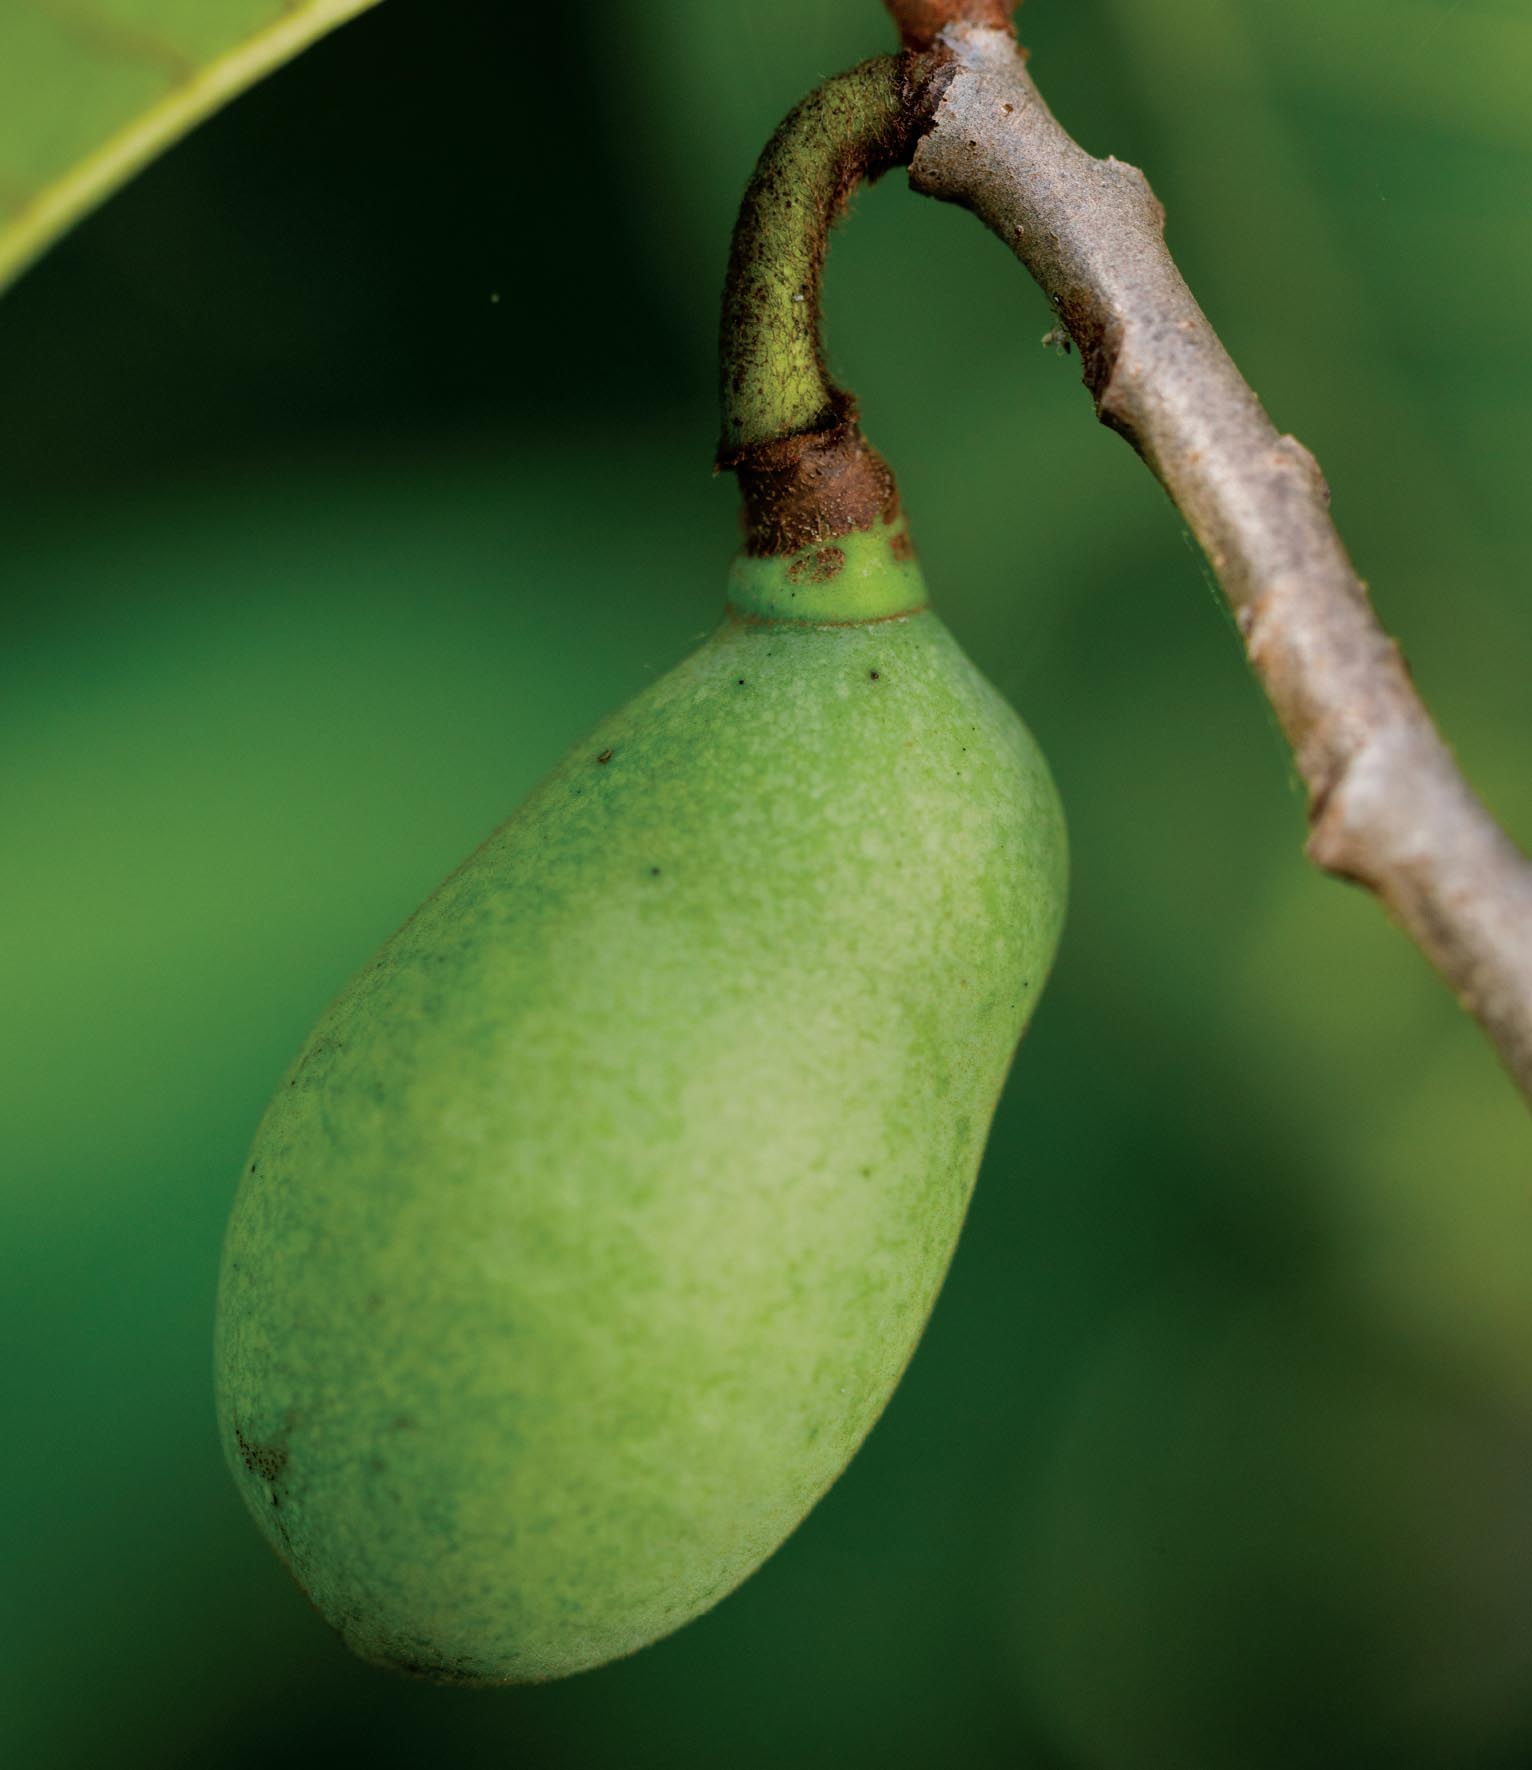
[3,1,1531,1765]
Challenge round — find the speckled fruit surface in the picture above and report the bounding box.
[214,519,1067,1683]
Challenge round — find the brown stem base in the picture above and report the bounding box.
[885,1,1018,53]
[721,394,900,557]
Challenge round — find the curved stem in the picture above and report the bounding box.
[720,55,909,453]
[718,53,947,555]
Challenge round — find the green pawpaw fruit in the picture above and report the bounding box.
[214,514,1066,1683]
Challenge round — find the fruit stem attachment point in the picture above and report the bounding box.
[717,53,950,557]
[883,1,1018,54]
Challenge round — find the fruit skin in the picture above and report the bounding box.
[214,516,1067,1684]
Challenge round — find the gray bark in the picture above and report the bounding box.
[908,23,1532,1103]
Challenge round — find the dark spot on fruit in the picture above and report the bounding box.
[290,1034,343,1088]
[888,528,915,563]
[650,867,661,877]
[597,749,613,765]
[235,1425,289,1487]
[737,678,746,686]
[785,545,846,585]
[870,670,880,680]
[385,1653,486,1687]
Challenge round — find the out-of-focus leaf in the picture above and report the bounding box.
[0,0,380,292]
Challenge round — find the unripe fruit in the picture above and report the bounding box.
[214,517,1066,1682]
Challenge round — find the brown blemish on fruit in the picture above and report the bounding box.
[236,1427,296,1557]
[236,1424,288,1487]
[596,749,614,765]
[786,545,847,585]
[290,1034,344,1089]
[380,1653,492,1687]
[888,526,916,563]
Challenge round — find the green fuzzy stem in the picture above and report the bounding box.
[719,56,913,456]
